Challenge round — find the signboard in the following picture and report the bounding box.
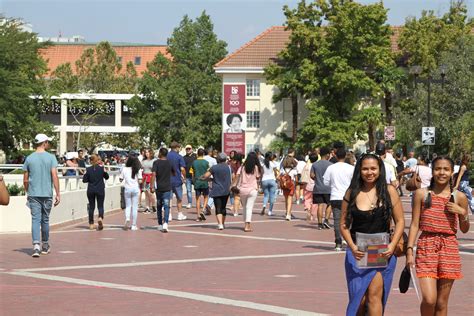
[223,133,245,155]
[223,84,246,155]
[422,127,435,145]
[384,126,395,141]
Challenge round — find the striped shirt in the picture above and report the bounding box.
[420,194,458,235]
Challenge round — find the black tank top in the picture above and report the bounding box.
[350,205,390,242]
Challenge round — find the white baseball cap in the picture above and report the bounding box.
[35,133,52,144]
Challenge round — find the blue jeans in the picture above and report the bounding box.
[156,191,171,225]
[185,177,193,205]
[261,179,277,212]
[28,196,53,246]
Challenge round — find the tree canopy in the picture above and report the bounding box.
[131,11,227,148]
[0,18,53,153]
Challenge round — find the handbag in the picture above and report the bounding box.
[398,267,411,293]
[405,166,421,191]
[230,169,243,195]
[390,230,408,257]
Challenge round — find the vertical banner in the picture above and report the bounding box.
[223,84,246,155]
[384,126,395,141]
[422,127,435,145]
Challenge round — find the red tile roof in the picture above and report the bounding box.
[216,26,403,69]
[40,44,169,77]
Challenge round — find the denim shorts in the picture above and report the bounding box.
[171,185,183,200]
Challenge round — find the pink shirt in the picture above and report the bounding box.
[237,166,261,196]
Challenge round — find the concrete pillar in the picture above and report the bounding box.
[60,99,68,154]
[115,99,122,127]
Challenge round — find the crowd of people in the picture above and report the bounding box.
[18,133,472,315]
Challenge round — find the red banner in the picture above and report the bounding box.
[223,85,245,114]
[223,132,245,155]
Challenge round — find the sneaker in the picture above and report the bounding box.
[124,220,130,231]
[323,219,331,229]
[97,219,103,231]
[177,212,187,221]
[162,223,169,233]
[158,225,163,231]
[291,214,296,220]
[296,199,300,205]
[233,213,238,217]
[199,213,206,221]
[152,206,157,213]
[286,214,291,221]
[260,207,266,216]
[342,240,347,246]
[131,225,138,231]
[218,224,224,230]
[144,208,150,214]
[32,245,41,258]
[186,203,192,209]
[335,244,343,252]
[168,213,173,222]
[317,223,324,230]
[268,211,273,216]
[41,244,50,255]
[205,206,212,216]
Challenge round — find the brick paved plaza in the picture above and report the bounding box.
[1,195,473,315]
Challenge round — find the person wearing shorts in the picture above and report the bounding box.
[191,148,210,222]
[310,147,333,230]
[167,142,187,221]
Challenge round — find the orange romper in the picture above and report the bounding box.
[416,193,462,279]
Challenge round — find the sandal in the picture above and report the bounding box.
[244,227,253,232]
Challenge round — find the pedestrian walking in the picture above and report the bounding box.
[141,149,157,214]
[323,148,354,251]
[406,156,470,315]
[167,142,187,221]
[233,152,261,232]
[82,154,109,230]
[191,148,210,221]
[310,147,333,229]
[22,134,60,257]
[280,156,297,220]
[119,156,141,231]
[201,153,232,230]
[150,148,174,233]
[183,144,196,209]
[302,153,317,221]
[454,154,473,213]
[229,152,243,216]
[260,152,279,216]
[340,153,405,315]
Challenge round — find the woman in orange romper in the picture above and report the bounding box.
[406,156,470,316]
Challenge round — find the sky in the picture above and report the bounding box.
[2,0,473,53]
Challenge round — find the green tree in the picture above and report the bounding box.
[131,12,227,148]
[267,1,396,148]
[0,18,54,152]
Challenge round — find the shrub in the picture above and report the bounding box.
[7,183,25,196]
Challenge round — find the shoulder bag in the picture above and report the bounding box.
[405,166,421,191]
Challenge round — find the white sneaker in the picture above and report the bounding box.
[233,213,238,217]
[286,214,291,221]
[217,224,224,230]
[296,200,300,205]
[177,212,187,221]
[158,225,163,231]
[186,203,192,209]
[168,213,173,222]
[131,225,138,231]
[342,240,347,246]
[162,223,169,232]
[268,211,273,216]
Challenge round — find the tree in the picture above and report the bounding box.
[0,18,54,153]
[267,0,396,149]
[131,12,227,148]
[47,41,138,150]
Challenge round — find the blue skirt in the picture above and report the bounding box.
[344,248,397,316]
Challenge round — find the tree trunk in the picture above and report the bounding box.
[368,124,375,152]
[291,94,298,143]
[384,90,392,125]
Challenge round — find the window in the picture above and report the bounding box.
[246,111,260,128]
[134,56,141,65]
[246,144,256,154]
[246,79,260,97]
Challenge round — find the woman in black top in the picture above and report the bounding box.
[83,154,109,230]
[340,153,404,315]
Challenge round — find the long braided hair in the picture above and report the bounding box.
[424,156,455,209]
[345,153,392,228]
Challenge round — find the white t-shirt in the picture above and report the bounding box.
[323,162,354,201]
[410,165,432,188]
[120,167,140,190]
[296,160,306,174]
[204,155,217,168]
[262,161,279,181]
[280,167,298,181]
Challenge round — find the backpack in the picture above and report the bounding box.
[278,169,294,190]
[300,163,311,185]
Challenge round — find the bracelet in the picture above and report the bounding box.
[406,246,414,251]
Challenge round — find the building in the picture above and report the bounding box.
[215,26,402,154]
[38,43,169,153]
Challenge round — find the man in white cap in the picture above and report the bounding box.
[22,134,60,257]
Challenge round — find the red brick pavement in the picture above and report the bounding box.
[1,194,473,315]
